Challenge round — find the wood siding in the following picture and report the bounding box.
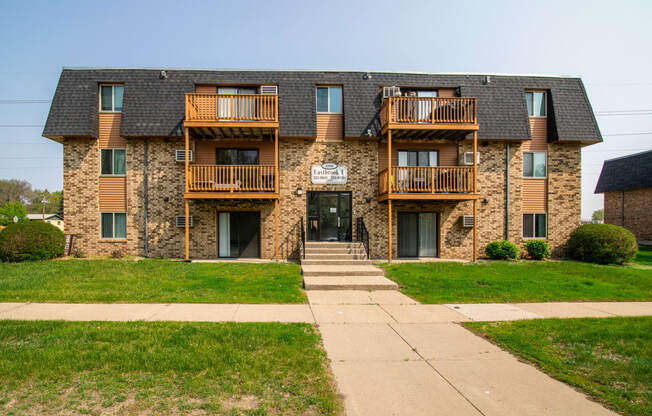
[378,141,458,172]
[195,84,217,94]
[523,118,547,152]
[99,176,127,211]
[316,113,343,142]
[522,178,547,212]
[98,113,126,148]
[194,139,275,165]
[437,88,456,98]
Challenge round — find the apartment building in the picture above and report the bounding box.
[595,150,652,241]
[42,69,602,260]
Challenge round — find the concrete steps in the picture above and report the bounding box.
[301,241,397,291]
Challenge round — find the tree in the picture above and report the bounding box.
[0,201,28,226]
[0,179,33,204]
[26,189,62,214]
[592,209,604,222]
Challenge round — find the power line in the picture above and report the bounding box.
[0,124,44,127]
[0,100,50,104]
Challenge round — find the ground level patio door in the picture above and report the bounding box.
[307,192,352,242]
[217,211,260,258]
[397,212,438,257]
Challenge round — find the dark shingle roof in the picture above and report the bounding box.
[43,68,602,142]
[595,150,652,193]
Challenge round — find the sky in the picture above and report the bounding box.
[1,0,651,219]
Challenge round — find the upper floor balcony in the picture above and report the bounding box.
[185,164,278,199]
[380,96,478,140]
[378,166,479,201]
[184,93,279,139]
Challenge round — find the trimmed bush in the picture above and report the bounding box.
[567,224,637,265]
[485,240,519,260]
[524,240,551,260]
[0,221,65,262]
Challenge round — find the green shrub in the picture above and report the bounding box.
[524,240,551,260]
[0,221,65,262]
[567,224,637,265]
[485,240,519,260]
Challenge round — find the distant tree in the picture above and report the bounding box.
[592,209,604,222]
[57,191,64,218]
[0,179,33,204]
[0,201,28,226]
[26,189,62,214]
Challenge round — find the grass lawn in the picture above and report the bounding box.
[465,317,652,416]
[0,259,306,304]
[380,260,652,304]
[0,320,341,415]
[635,247,652,266]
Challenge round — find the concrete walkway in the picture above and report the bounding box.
[1,297,651,415]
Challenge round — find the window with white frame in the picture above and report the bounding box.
[100,149,126,175]
[100,84,124,112]
[525,91,546,117]
[523,213,547,238]
[101,213,127,239]
[523,151,546,177]
[316,86,342,113]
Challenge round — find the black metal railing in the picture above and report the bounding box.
[356,217,370,259]
[300,216,306,260]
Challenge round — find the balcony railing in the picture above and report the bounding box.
[378,166,474,195]
[381,96,477,127]
[187,165,276,193]
[185,94,278,123]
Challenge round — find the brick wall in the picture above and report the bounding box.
[604,188,652,241]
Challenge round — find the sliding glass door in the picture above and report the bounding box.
[397,212,438,257]
[218,211,260,258]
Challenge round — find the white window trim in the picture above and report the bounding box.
[316,86,343,114]
[523,151,547,178]
[525,91,547,118]
[100,148,126,177]
[99,84,123,113]
[523,213,547,239]
[100,212,127,240]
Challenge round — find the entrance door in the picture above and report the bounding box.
[397,212,438,257]
[218,211,260,258]
[307,192,352,241]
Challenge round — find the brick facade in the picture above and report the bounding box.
[63,136,582,260]
[604,188,652,241]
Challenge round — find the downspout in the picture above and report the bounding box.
[143,139,149,257]
[621,190,625,227]
[505,143,510,240]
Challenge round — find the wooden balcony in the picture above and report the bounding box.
[185,93,279,139]
[378,166,479,201]
[184,164,278,199]
[380,96,478,140]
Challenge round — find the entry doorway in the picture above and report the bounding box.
[397,212,438,257]
[217,211,260,258]
[307,192,352,241]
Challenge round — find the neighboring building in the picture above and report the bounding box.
[595,150,652,241]
[26,213,65,231]
[42,69,601,260]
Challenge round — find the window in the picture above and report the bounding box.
[215,148,259,165]
[525,91,546,117]
[523,152,546,177]
[101,213,127,239]
[398,150,438,167]
[316,86,342,113]
[523,213,547,238]
[100,84,124,112]
[101,149,126,175]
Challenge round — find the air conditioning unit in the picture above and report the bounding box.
[462,216,478,228]
[460,151,480,166]
[175,215,193,228]
[175,149,193,163]
[382,86,401,98]
[260,85,278,95]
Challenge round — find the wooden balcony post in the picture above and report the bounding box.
[275,199,279,262]
[387,129,392,194]
[185,199,189,260]
[388,199,392,263]
[185,127,189,193]
[473,130,478,262]
[230,166,234,192]
[274,128,279,194]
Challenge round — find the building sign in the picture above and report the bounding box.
[311,163,347,184]
[64,234,74,256]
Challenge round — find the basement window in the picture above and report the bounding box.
[101,213,127,239]
[100,84,124,112]
[523,213,547,238]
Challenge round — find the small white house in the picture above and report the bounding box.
[27,213,64,231]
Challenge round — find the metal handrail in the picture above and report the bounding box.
[300,216,306,260]
[356,217,370,260]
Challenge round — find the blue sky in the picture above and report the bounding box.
[1,0,651,218]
